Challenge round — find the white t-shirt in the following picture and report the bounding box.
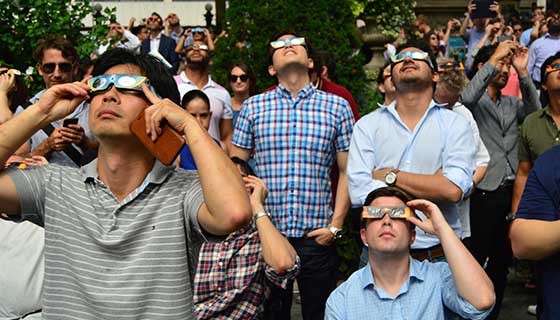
[0,220,44,319]
[176,72,233,140]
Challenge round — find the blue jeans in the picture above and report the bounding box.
[264,237,339,320]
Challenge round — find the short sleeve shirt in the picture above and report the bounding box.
[516,146,560,319]
[518,106,560,165]
[6,160,205,319]
[233,84,355,237]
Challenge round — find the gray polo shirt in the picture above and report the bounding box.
[7,159,205,320]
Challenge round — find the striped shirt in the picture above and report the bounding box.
[233,84,355,238]
[7,160,205,320]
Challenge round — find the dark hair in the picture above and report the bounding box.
[32,36,78,64]
[131,25,148,36]
[310,49,336,77]
[266,30,313,67]
[540,51,560,106]
[181,89,210,111]
[92,48,180,104]
[376,63,391,85]
[361,187,415,229]
[471,45,497,76]
[0,65,29,112]
[231,156,256,177]
[395,39,437,72]
[150,12,163,26]
[228,62,257,96]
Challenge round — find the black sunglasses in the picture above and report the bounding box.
[230,74,248,82]
[41,62,73,74]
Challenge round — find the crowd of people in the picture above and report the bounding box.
[0,1,559,319]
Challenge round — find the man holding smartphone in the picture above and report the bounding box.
[0,48,252,319]
[17,37,97,167]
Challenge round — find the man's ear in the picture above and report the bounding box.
[360,227,368,246]
[36,63,43,77]
[320,65,328,79]
[409,228,416,246]
[378,83,386,94]
[268,65,277,77]
[308,58,314,72]
[477,62,484,71]
[541,82,548,91]
[432,70,440,83]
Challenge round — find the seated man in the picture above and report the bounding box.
[194,158,299,319]
[0,48,251,319]
[325,187,495,320]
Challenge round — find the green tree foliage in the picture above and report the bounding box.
[0,0,115,90]
[213,0,375,116]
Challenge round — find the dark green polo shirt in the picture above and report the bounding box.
[518,106,560,165]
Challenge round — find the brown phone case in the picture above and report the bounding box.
[130,110,185,166]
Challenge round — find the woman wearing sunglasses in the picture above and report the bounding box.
[228,63,256,127]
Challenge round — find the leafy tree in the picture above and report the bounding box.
[212,0,375,116]
[0,0,115,91]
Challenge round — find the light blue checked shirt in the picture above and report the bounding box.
[325,259,493,320]
[233,83,354,237]
[347,100,476,248]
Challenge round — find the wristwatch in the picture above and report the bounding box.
[328,225,343,240]
[254,211,270,221]
[384,169,400,186]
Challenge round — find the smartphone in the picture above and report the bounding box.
[471,0,497,19]
[498,35,513,43]
[129,109,185,166]
[63,118,79,127]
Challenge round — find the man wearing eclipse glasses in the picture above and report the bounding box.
[16,37,98,167]
[325,187,494,320]
[231,31,355,320]
[348,40,476,264]
[0,48,251,319]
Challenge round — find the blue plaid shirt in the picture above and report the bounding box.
[233,84,354,237]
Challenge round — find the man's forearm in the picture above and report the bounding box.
[460,63,496,108]
[519,75,541,116]
[0,94,13,124]
[511,219,560,260]
[254,202,298,272]
[331,172,350,228]
[29,139,53,159]
[511,173,529,214]
[0,104,50,166]
[186,119,251,233]
[396,171,463,203]
[440,225,495,310]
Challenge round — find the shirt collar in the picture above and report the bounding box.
[151,32,163,40]
[538,105,552,118]
[179,72,214,88]
[379,99,445,113]
[275,82,315,100]
[360,257,426,290]
[80,158,174,186]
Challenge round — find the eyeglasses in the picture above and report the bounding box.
[545,64,560,75]
[0,68,23,76]
[87,74,150,95]
[41,62,73,74]
[191,27,205,34]
[186,44,209,52]
[513,27,523,32]
[438,61,465,72]
[147,17,161,23]
[270,37,306,50]
[230,74,248,82]
[361,206,416,219]
[391,51,435,70]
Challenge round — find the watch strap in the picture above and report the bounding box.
[254,211,270,220]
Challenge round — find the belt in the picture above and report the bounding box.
[410,244,444,261]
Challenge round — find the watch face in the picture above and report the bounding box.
[334,231,343,239]
[385,172,397,184]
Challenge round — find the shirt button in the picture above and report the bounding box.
[218,262,223,267]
